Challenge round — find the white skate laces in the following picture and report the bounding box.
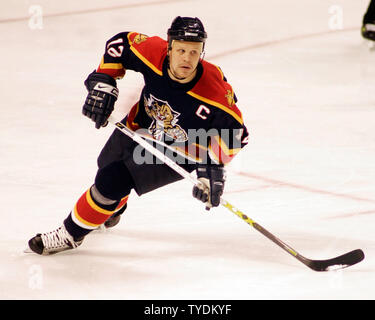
[44,226,79,249]
[29,225,83,255]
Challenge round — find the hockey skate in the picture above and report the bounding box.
[27,225,84,255]
[362,22,375,49]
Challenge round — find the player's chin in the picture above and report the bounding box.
[177,67,193,78]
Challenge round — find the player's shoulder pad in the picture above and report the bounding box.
[127,32,167,75]
[188,60,243,125]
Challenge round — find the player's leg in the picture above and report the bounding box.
[27,117,196,255]
[27,160,134,255]
[27,119,136,255]
[27,159,193,255]
[96,121,137,228]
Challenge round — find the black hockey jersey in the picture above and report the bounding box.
[96,32,249,164]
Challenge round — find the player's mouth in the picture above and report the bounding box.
[177,65,194,76]
[179,64,192,70]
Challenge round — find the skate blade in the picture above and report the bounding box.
[23,246,34,253]
[366,40,375,50]
[94,224,108,233]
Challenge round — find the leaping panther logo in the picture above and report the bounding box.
[144,94,188,142]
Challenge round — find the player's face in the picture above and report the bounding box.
[168,40,203,82]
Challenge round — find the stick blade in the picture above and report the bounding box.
[305,249,365,272]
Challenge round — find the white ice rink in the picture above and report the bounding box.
[1,0,374,300]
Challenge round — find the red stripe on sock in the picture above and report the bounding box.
[75,189,115,226]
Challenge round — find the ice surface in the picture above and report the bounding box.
[0,0,374,300]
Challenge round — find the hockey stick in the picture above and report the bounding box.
[107,116,365,271]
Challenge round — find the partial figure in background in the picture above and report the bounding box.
[362,0,375,41]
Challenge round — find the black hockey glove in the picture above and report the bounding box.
[192,164,226,210]
[83,71,119,129]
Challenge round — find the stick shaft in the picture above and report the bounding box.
[107,116,364,271]
[108,116,297,254]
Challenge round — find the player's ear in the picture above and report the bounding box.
[167,38,173,52]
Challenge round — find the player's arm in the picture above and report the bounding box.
[193,108,249,210]
[82,32,147,129]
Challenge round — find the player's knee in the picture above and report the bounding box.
[94,161,134,200]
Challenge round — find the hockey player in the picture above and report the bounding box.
[362,0,375,41]
[27,16,249,255]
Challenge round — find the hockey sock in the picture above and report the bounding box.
[64,186,120,239]
[64,161,134,238]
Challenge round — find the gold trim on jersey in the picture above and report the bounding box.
[98,57,124,70]
[129,46,163,76]
[187,91,243,125]
[208,135,242,163]
[211,135,241,155]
